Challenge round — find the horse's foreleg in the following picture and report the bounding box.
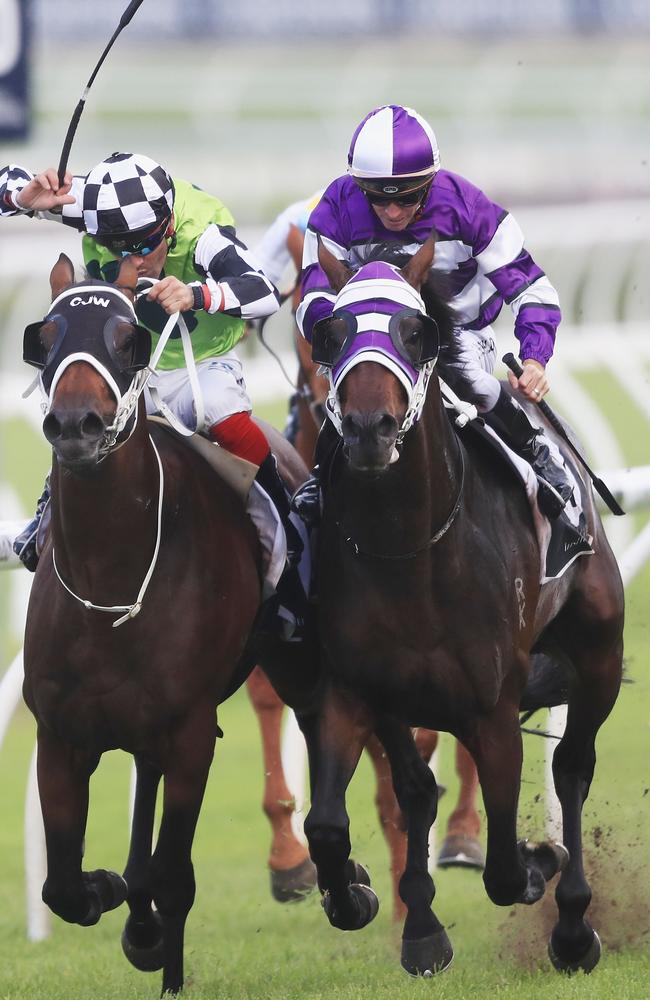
[366,732,408,922]
[246,666,315,902]
[37,729,126,926]
[121,755,164,972]
[375,719,453,977]
[302,685,379,931]
[548,633,622,974]
[152,710,217,996]
[472,701,565,908]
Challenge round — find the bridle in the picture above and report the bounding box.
[334,429,465,561]
[24,280,198,626]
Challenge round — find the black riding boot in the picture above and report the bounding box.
[290,419,339,528]
[487,388,574,519]
[255,453,304,567]
[254,453,309,640]
[13,476,51,572]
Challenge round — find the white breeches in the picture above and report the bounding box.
[144,350,252,431]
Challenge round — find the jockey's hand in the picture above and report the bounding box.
[147,277,194,315]
[507,358,549,403]
[15,169,76,212]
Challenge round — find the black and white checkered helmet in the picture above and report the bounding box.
[82,152,174,239]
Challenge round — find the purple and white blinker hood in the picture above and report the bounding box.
[318,261,439,443]
[330,261,431,395]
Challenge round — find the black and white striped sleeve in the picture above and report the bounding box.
[0,164,33,215]
[193,223,280,320]
[0,163,86,230]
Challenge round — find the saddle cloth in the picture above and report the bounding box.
[148,417,311,613]
[460,418,593,583]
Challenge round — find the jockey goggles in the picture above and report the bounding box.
[96,217,171,258]
[357,177,432,208]
[312,305,439,371]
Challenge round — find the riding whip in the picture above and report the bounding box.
[502,353,625,516]
[57,0,147,187]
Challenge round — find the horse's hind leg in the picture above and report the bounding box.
[302,685,379,932]
[37,730,127,926]
[121,755,163,972]
[375,719,453,976]
[547,584,623,973]
[246,666,316,902]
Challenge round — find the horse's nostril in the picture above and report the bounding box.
[375,414,399,441]
[80,412,105,439]
[42,413,62,443]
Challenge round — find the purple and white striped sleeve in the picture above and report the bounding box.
[296,187,346,342]
[471,193,561,365]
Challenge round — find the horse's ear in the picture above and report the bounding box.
[49,253,75,301]
[400,232,436,290]
[115,257,139,300]
[318,235,354,293]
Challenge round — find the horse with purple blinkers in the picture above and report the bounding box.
[301,236,624,976]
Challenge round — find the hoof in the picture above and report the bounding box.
[270,856,317,903]
[322,883,379,930]
[79,870,128,925]
[437,834,485,871]
[401,929,454,977]
[121,910,164,972]
[519,840,569,882]
[549,927,601,975]
[344,859,371,887]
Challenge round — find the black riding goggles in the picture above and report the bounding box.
[311,306,440,370]
[358,178,432,208]
[23,291,152,396]
[96,217,170,258]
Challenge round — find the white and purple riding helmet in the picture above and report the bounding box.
[348,105,440,201]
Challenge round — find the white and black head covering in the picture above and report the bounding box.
[82,152,174,239]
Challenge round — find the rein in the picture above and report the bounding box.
[52,434,165,627]
[335,438,465,561]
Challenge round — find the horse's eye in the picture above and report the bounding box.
[398,317,423,359]
[112,322,136,355]
[40,321,59,353]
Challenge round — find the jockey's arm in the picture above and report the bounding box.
[471,194,561,402]
[0,164,84,227]
[295,226,342,341]
[190,223,280,320]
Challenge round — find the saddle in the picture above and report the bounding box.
[455,416,593,583]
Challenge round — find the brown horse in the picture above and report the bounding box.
[301,239,624,975]
[21,255,317,995]
[250,281,482,919]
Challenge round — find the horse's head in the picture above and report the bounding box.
[313,235,449,473]
[23,255,151,470]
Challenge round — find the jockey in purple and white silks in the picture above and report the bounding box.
[294,104,573,521]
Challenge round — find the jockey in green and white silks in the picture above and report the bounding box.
[2,155,306,619]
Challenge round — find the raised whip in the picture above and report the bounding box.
[57,0,147,187]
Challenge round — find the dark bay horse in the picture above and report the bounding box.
[21,255,317,995]
[301,238,624,975]
[250,253,483,919]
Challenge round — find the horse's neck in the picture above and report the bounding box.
[51,422,159,579]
